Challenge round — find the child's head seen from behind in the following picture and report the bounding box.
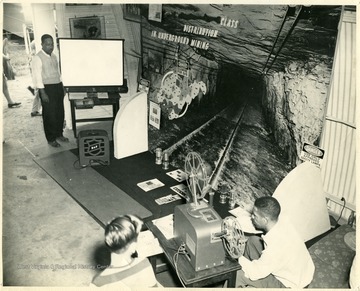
[105,215,143,254]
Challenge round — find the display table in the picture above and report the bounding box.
[90,150,242,287]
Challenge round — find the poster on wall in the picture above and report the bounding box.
[123,4,141,22]
[149,101,161,129]
[148,4,162,22]
[69,16,105,39]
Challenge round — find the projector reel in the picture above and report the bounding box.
[184,152,212,202]
[222,216,247,259]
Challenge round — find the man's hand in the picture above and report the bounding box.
[39,89,49,103]
[3,53,10,61]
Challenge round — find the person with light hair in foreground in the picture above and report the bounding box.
[91,214,161,288]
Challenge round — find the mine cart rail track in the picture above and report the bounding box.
[208,102,248,190]
[163,106,230,156]
[164,101,248,189]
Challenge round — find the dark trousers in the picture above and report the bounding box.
[236,236,286,288]
[41,83,65,142]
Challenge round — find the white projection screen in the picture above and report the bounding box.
[58,38,124,91]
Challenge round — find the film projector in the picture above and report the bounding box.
[174,152,247,271]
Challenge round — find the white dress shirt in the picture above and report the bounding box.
[239,216,315,288]
[31,50,61,89]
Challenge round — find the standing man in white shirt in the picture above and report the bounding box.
[237,196,315,288]
[31,34,68,147]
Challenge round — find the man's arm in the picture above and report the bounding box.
[239,247,279,281]
[31,55,43,89]
[31,55,49,103]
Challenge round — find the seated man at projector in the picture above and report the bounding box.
[236,196,315,288]
[91,214,160,288]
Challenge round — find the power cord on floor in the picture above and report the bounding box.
[173,243,187,288]
[73,159,109,169]
[73,159,86,169]
[336,197,346,225]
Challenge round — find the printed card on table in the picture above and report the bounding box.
[153,214,174,240]
[229,207,262,234]
[137,178,164,192]
[137,230,163,257]
[170,183,191,199]
[166,169,187,182]
[155,194,182,205]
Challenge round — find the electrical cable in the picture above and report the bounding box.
[73,159,87,169]
[264,5,304,74]
[89,159,109,166]
[173,243,187,287]
[73,159,109,169]
[336,198,346,225]
[262,5,289,74]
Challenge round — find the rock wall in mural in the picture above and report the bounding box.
[263,59,331,167]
